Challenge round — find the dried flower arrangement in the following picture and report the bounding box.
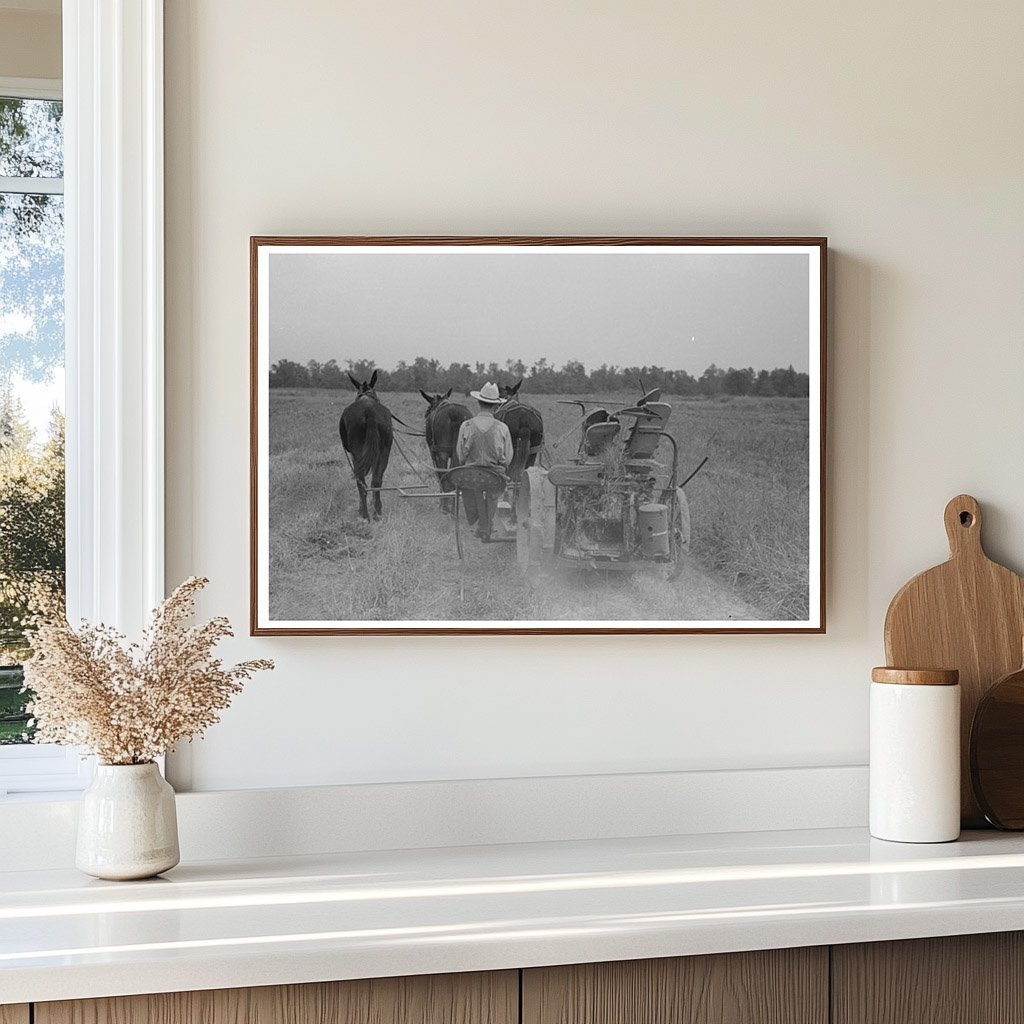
[23,577,273,765]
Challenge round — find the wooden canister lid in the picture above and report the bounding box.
[871,667,959,686]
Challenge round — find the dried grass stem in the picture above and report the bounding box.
[23,577,273,765]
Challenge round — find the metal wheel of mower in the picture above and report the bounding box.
[668,486,691,579]
[517,467,552,571]
[455,491,465,561]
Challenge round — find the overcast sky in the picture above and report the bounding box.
[268,249,811,375]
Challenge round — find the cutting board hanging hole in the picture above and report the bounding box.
[944,494,983,555]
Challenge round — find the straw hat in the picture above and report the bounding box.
[470,381,502,404]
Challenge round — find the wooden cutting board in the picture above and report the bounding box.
[884,494,1024,827]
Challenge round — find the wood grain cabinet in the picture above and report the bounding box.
[832,932,1024,1024]
[17,933,1024,1024]
[522,948,828,1024]
[35,972,517,1024]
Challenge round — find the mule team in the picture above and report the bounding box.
[338,371,544,522]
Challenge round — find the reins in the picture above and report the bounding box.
[391,411,426,437]
[339,424,430,489]
[352,389,427,437]
[391,433,430,484]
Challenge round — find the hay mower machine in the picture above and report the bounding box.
[431,389,706,577]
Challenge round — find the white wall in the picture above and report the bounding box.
[164,0,1024,791]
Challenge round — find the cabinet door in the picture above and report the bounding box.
[832,933,1024,1024]
[523,949,828,1024]
[0,1007,29,1024]
[36,971,517,1024]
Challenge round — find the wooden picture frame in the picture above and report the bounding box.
[251,236,826,635]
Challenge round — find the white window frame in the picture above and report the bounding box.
[0,77,64,192]
[0,0,165,799]
[0,77,61,101]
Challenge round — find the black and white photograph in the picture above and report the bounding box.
[251,238,825,634]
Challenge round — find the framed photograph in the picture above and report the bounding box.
[251,236,826,635]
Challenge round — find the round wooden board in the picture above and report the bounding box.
[971,663,1024,829]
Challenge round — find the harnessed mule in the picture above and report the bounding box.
[496,378,544,482]
[420,389,471,513]
[339,371,394,520]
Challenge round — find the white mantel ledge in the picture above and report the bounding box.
[4,826,1024,1004]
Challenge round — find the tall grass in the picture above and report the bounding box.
[679,396,810,620]
[267,390,810,622]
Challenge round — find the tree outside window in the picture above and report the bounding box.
[0,93,65,744]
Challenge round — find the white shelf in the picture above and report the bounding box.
[4,826,1024,1004]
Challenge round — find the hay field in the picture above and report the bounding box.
[267,389,810,623]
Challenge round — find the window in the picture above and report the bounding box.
[0,5,166,798]
[0,78,83,797]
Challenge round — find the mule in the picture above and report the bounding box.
[339,370,393,520]
[420,388,471,514]
[496,378,544,482]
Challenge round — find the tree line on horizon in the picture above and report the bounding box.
[269,357,811,398]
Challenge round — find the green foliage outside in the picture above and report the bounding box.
[0,394,65,743]
[0,665,28,743]
[0,95,66,744]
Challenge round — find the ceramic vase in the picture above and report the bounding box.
[76,762,180,880]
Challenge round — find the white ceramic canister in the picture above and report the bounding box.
[870,667,960,843]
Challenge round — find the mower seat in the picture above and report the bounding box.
[624,402,672,459]
[446,464,508,495]
[582,420,620,455]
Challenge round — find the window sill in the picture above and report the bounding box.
[0,789,87,804]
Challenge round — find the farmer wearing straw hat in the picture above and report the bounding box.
[456,382,513,537]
